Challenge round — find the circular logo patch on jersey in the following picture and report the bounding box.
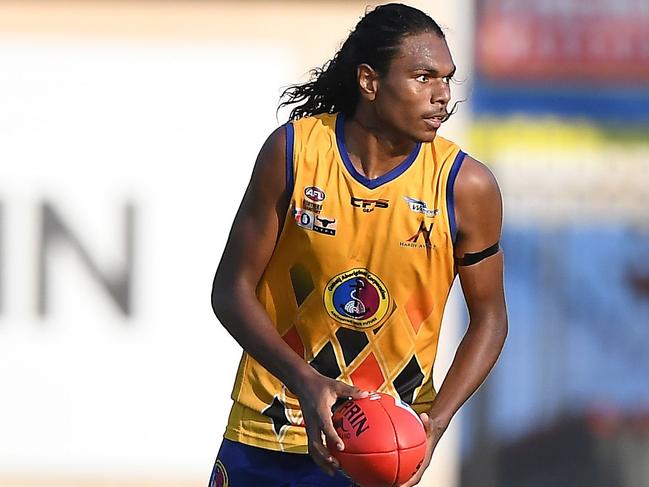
[324,268,391,330]
[212,459,228,487]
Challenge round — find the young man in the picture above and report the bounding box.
[210,4,507,486]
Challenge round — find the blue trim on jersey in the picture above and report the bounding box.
[335,113,421,190]
[447,150,466,244]
[284,122,295,195]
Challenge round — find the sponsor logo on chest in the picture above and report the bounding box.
[400,221,435,249]
[323,268,391,330]
[403,196,439,218]
[400,196,439,250]
[302,199,322,213]
[304,185,326,202]
[350,196,389,213]
[294,185,336,236]
[293,208,337,236]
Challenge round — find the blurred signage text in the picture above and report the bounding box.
[476,0,649,84]
[0,201,135,318]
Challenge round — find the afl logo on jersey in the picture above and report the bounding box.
[324,268,391,330]
[304,186,326,202]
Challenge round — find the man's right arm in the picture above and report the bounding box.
[211,127,309,396]
[211,126,366,474]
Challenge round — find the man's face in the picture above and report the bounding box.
[373,32,455,143]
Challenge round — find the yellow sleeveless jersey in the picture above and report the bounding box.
[224,113,466,453]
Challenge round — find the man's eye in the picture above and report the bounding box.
[442,76,452,84]
[415,75,429,83]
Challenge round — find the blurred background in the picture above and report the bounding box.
[0,1,647,487]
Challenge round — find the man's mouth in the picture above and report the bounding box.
[423,115,445,129]
[424,111,448,120]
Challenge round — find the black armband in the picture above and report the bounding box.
[456,241,500,266]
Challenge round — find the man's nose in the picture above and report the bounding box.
[432,81,451,106]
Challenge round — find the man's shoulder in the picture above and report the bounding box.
[289,113,338,151]
[289,112,337,130]
[454,154,501,205]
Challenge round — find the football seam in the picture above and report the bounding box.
[376,396,400,487]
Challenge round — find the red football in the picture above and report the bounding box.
[329,392,427,487]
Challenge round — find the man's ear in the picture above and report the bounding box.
[357,63,379,102]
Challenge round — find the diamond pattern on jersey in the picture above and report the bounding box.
[282,326,305,358]
[309,341,341,379]
[350,352,385,391]
[404,290,435,334]
[335,327,369,366]
[262,395,290,437]
[290,264,314,306]
[393,355,425,404]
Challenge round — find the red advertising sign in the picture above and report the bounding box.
[476,0,649,83]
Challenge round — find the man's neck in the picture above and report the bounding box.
[344,109,417,180]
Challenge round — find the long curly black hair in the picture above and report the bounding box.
[278,3,446,121]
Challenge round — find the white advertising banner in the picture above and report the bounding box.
[0,38,294,479]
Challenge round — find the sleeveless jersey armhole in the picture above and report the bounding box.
[446,150,466,245]
[284,122,295,196]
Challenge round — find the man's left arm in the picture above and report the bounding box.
[401,155,508,486]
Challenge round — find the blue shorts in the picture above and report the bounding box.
[209,438,356,487]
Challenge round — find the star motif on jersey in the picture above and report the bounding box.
[262,395,290,437]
